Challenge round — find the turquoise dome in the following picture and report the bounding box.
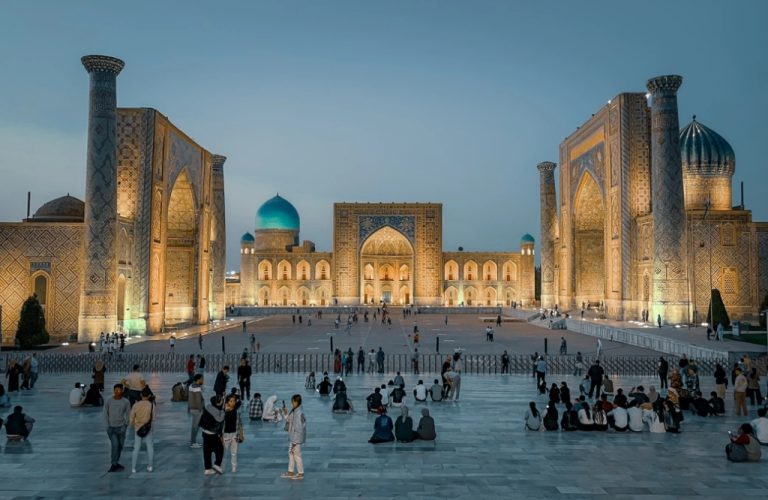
[256,194,300,231]
[521,233,535,244]
[240,232,255,243]
[679,117,735,176]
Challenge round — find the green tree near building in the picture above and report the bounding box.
[16,294,49,348]
[706,289,730,330]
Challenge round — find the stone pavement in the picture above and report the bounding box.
[0,370,766,499]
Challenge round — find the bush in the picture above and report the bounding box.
[706,289,730,330]
[16,294,49,348]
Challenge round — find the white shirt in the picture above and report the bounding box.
[380,388,389,405]
[69,387,85,407]
[413,384,427,401]
[750,416,768,443]
[627,407,644,431]
[577,409,594,425]
[608,407,628,428]
[642,409,666,433]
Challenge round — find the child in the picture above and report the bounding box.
[280,394,306,480]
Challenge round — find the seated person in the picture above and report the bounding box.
[368,407,394,444]
[5,406,34,440]
[560,402,579,431]
[663,400,682,433]
[543,404,559,431]
[393,372,405,388]
[647,386,660,404]
[608,404,628,432]
[380,384,390,406]
[628,386,649,405]
[692,391,711,417]
[750,408,768,445]
[598,393,614,413]
[537,378,547,395]
[248,393,263,421]
[524,402,542,431]
[429,379,443,402]
[577,402,594,431]
[592,403,608,431]
[390,384,406,408]
[261,395,282,422]
[548,383,561,404]
[0,384,10,407]
[726,423,762,462]
[332,377,347,395]
[579,376,590,398]
[332,391,354,413]
[708,392,726,416]
[559,382,571,406]
[317,377,333,396]
[627,401,645,432]
[613,388,628,408]
[416,408,436,440]
[69,383,86,407]
[413,380,428,402]
[305,372,316,390]
[366,388,383,413]
[82,384,104,407]
[602,376,614,396]
[642,401,666,433]
[394,405,418,442]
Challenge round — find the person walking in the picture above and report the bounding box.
[734,368,748,416]
[412,348,420,375]
[281,394,306,480]
[658,356,669,389]
[188,374,204,448]
[587,360,605,399]
[104,383,130,472]
[222,394,242,473]
[129,387,155,474]
[357,347,365,374]
[29,354,39,389]
[198,333,203,350]
[573,351,584,376]
[237,359,252,401]
[249,334,256,354]
[200,395,225,475]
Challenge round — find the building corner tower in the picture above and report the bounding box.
[78,55,125,342]
[537,161,557,309]
[647,74,688,325]
[210,154,227,320]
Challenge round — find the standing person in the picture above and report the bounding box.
[734,368,748,417]
[186,355,196,385]
[20,357,32,390]
[412,348,420,375]
[169,335,176,352]
[596,338,603,360]
[237,359,252,401]
[198,333,203,351]
[357,347,365,374]
[122,365,146,407]
[587,360,605,399]
[657,314,662,328]
[93,359,107,391]
[198,354,207,375]
[104,383,130,472]
[559,337,567,355]
[29,354,39,389]
[714,363,727,398]
[188,374,204,448]
[535,357,547,386]
[221,335,226,354]
[129,387,155,474]
[281,394,306,480]
[200,395,225,475]
[445,370,461,401]
[376,347,385,374]
[501,350,510,374]
[222,394,242,473]
[574,352,584,376]
[367,349,375,374]
[658,356,669,389]
[214,366,230,397]
[249,334,256,354]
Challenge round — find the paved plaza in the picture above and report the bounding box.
[1,369,766,499]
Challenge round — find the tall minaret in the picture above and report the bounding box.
[646,74,688,325]
[78,55,124,342]
[537,161,557,309]
[210,154,227,320]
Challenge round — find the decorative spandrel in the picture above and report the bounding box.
[358,215,415,248]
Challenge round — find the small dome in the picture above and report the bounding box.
[680,117,735,177]
[240,232,255,243]
[521,233,535,244]
[31,195,84,222]
[256,194,300,231]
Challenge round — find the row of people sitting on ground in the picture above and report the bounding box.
[369,405,436,443]
[365,379,452,412]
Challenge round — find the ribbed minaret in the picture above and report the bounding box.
[78,55,124,342]
[647,75,688,325]
[537,161,557,309]
[210,154,227,320]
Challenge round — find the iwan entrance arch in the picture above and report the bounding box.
[359,226,413,305]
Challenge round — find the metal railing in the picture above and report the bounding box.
[3,352,727,377]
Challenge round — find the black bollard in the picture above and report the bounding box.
[436,336,440,354]
[544,337,548,355]
[330,336,334,353]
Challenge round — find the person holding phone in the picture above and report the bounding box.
[725,423,762,462]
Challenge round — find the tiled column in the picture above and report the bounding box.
[537,161,557,309]
[210,154,227,320]
[78,55,124,342]
[647,75,688,325]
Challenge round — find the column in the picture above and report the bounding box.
[78,55,125,342]
[647,75,688,325]
[210,154,227,319]
[537,161,557,309]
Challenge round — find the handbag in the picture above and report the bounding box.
[236,414,245,443]
[137,404,153,438]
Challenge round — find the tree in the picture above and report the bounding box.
[706,289,730,330]
[760,292,768,330]
[16,294,49,348]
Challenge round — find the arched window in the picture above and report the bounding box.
[34,274,48,306]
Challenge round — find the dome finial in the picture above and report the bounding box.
[692,114,696,121]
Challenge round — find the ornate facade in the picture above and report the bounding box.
[233,199,535,307]
[0,55,226,344]
[539,74,768,324]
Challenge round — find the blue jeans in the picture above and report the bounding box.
[107,425,126,465]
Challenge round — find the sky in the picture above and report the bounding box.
[1,1,766,270]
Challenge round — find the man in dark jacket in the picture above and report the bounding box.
[587,360,605,399]
[658,357,669,389]
[5,406,35,440]
[237,359,252,401]
[366,388,383,412]
[200,396,225,475]
[214,366,230,397]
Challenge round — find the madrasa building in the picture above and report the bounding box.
[537,74,768,325]
[0,55,226,344]
[230,197,536,308]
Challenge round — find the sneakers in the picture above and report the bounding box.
[291,473,304,480]
[281,471,295,479]
[147,466,153,473]
[212,465,223,475]
[204,469,216,475]
[131,468,137,474]
[231,467,237,473]
[190,443,202,448]
[108,464,119,473]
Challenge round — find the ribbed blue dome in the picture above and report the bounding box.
[521,233,535,244]
[240,232,255,243]
[680,117,735,176]
[256,194,300,231]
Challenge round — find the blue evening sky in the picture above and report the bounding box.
[1,1,766,269]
